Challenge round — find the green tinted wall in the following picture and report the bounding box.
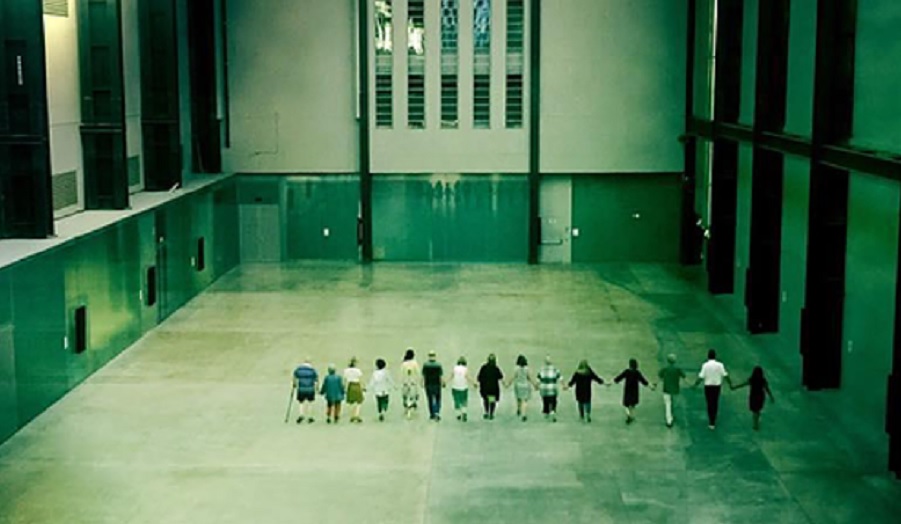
[0,178,238,444]
[738,0,758,126]
[842,173,899,430]
[571,174,681,263]
[778,157,809,355]
[286,176,360,261]
[784,0,817,136]
[852,1,901,152]
[732,145,754,317]
[693,0,714,120]
[372,175,529,262]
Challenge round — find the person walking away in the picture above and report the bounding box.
[506,355,538,422]
[368,358,395,421]
[537,356,562,422]
[695,349,732,430]
[731,366,775,430]
[613,358,653,424]
[422,351,445,421]
[293,358,318,424]
[321,364,345,424]
[657,353,687,428]
[477,354,504,420]
[567,360,605,422]
[449,356,475,421]
[400,348,420,419]
[344,357,365,423]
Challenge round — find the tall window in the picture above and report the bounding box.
[374,0,394,128]
[505,0,524,128]
[440,0,459,129]
[408,0,426,129]
[473,0,491,128]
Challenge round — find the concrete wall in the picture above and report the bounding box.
[783,0,816,137]
[540,0,686,173]
[223,0,358,173]
[44,5,84,216]
[738,0,757,126]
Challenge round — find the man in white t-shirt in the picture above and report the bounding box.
[696,349,732,429]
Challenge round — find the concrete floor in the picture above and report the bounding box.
[1,263,900,523]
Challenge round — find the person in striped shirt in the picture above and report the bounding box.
[537,356,562,422]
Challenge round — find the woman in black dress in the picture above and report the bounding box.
[477,354,504,420]
[731,366,775,430]
[613,358,653,424]
[567,360,605,422]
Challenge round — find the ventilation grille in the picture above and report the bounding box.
[506,0,524,128]
[440,0,459,129]
[52,170,78,210]
[43,0,69,17]
[128,155,141,187]
[374,0,393,128]
[408,0,426,129]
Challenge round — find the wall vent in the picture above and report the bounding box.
[43,0,69,17]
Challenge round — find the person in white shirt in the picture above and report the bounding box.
[449,356,475,422]
[367,358,395,421]
[695,349,732,429]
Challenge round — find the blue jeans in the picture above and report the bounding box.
[426,388,442,418]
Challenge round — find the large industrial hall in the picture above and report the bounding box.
[1,0,900,522]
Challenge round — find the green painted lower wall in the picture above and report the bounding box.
[372,175,529,262]
[0,178,239,443]
[571,174,681,263]
[842,172,899,430]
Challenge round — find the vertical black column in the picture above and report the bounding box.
[746,0,790,333]
[358,0,372,263]
[706,0,743,294]
[800,0,856,390]
[78,0,129,210]
[186,0,221,173]
[527,0,540,265]
[680,0,701,265]
[889,190,901,478]
[139,0,182,190]
[0,0,53,238]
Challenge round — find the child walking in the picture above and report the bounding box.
[449,356,475,421]
[320,364,345,424]
[368,358,395,421]
[400,348,420,419]
[506,355,538,421]
[613,358,653,424]
[731,366,775,430]
[567,360,605,423]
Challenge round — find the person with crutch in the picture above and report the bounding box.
[291,357,319,424]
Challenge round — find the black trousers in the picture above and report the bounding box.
[541,396,558,414]
[705,385,721,425]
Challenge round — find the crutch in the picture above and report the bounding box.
[284,382,297,423]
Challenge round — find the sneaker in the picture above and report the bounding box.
[296,416,304,424]
[666,422,673,429]
[379,414,384,422]
[552,415,557,423]
[307,418,314,424]
[708,424,715,430]
[462,414,467,422]
[483,414,489,420]
[586,416,591,423]
[326,417,332,424]
[521,416,527,422]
